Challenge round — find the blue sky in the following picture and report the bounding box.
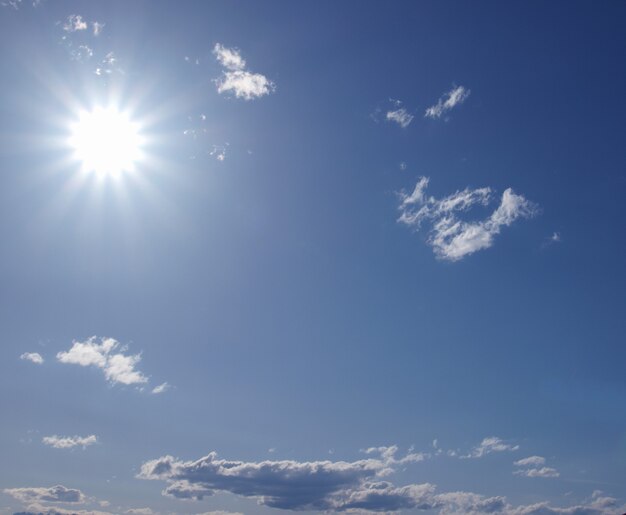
[1,1,626,514]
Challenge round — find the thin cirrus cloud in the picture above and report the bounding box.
[513,456,560,478]
[425,85,470,119]
[398,177,538,261]
[213,43,275,100]
[42,434,98,450]
[20,352,44,364]
[137,448,621,514]
[56,336,148,386]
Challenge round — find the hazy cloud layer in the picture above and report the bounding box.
[42,434,98,449]
[56,336,148,385]
[398,177,537,261]
[425,85,470,119]
[213,43,275,100]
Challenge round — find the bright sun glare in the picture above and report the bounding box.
[69,107,143,176]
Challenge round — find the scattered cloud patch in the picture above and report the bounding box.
[399,162,407,171]
[514,456,545,467]
[62,14,88,32]
[42,434,98,450]
[69,44,93,62]
[425,85,470,119]
[95,52,120,76]
[213,43,275,100]
[209,144,229,161]
[20,352,43,364]
[56,336,148,386]
[398,177,538,261]
[4,485,85,504]
[151,382,170,394]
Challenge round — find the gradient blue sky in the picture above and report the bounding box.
[1,1,626,514]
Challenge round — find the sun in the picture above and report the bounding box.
[69,107,144,176]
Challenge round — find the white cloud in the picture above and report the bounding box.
[398,177,538,261]
[213,43,246,71]
[514,456,545,467]
[514,455,559,478]
[386,108,414,128]
[137,449,624,514]
[42,434,98,450]
[56,336,148,386]
[125,509,155,515]
[151,382,170,394]
[213,43,275,100]
[513,466,560,478]
[94,52,118,76]
[425,85,470,119]
[92,21,105,36]
[16,504,114,515]
[3,485,85,504]
[138,446,427,511]
[216,70,275,100]
[63,14,88,32]
[20,352,43,364]
[462,437,519,459]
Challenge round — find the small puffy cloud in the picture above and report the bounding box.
[386,108,414,128]
[20,352,43,364]
[213,43,275,100]
[462,437,519,459]
[42,435,98,450]
[151,382,170,394]
[425,85,470,119]
[92,21,105,36]
[4,485,85,504]
[213,43,246,71]
[125,509,155,515]
[63,14,88,32]
[216,70,275,100]
[398,177,538,261]
[70,45,93,62]
[56,336,148,386]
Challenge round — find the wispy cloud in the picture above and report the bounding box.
[42,434,98,450]
[20,352,43,364]
[213,43,275,100]
[462,437,519,459]
[92,21,105,36]
[425,85,470,119]
[3,485,85,504]
[62,14,88,32]
[398,177,538,261]
[151,382,170,394]
[56,336,148,386]
[387,108,414,128]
